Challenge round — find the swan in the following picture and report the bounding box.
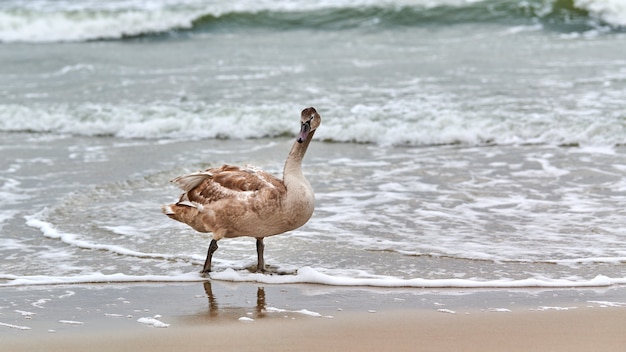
[162,107,321,273]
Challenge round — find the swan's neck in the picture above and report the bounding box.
[283,130,315,183]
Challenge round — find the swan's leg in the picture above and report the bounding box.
[202,239,219,274]
[256,238,265,273]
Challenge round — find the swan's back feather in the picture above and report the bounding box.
[175,164,286,206]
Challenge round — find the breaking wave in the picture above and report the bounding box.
[1,101,626,147]
[0,0,624,43]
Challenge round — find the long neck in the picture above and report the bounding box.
[283,129,315,181]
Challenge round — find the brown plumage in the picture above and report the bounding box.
[162,107,321,273]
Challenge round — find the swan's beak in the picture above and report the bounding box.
[297,121,311,143]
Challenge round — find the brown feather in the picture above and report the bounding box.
[182,165,286,205]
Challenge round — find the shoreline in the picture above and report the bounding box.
[2,281,626,351]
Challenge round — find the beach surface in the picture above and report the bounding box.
[3,282,626,351]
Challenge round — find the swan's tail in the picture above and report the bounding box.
[161,204,176,216]
[161,201,213,233]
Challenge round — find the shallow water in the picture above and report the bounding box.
[1,0,626,288]
[2,132,625,287]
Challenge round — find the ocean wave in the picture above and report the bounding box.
[2,102,626,147]
[0,1,202,43]
[0,0,624,43]
[0,103,300,140]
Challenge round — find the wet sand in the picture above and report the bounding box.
[2,281,626,351]
[5,308,626,352]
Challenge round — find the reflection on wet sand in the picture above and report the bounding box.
[181,281,333,324]
[201,281,267,321]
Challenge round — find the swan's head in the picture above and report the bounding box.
[297,107,321,143]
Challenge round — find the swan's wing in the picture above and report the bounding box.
[171,165,285,205]
[170,171,213,193]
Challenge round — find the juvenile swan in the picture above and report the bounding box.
[162,107,321,273]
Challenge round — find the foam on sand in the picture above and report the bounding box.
[209,267,626,288]
[137,315,170,328]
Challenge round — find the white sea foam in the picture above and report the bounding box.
[0,179,30,227]
[58,291,76,299]
[15,310,37,318]
[137,315,170,328]
[0,103,298,141]
[534,306,576,311]
[2,266,624,289]
[208,267,626,288]
[0,238,29,250]
[265,306,331,318]
[0,321,31,330]
[575,0,626,27]
[59,320,84,325]
[24,216,203,264]
[0,272,205,287]
[587,300,626,308]
[487,308,511,313]
[1,99,625,147]
[31,298,51,308]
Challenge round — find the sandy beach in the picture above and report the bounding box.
[2,281,626,352]
[6,308,626,352]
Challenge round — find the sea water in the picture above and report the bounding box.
[1,0,626,288]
